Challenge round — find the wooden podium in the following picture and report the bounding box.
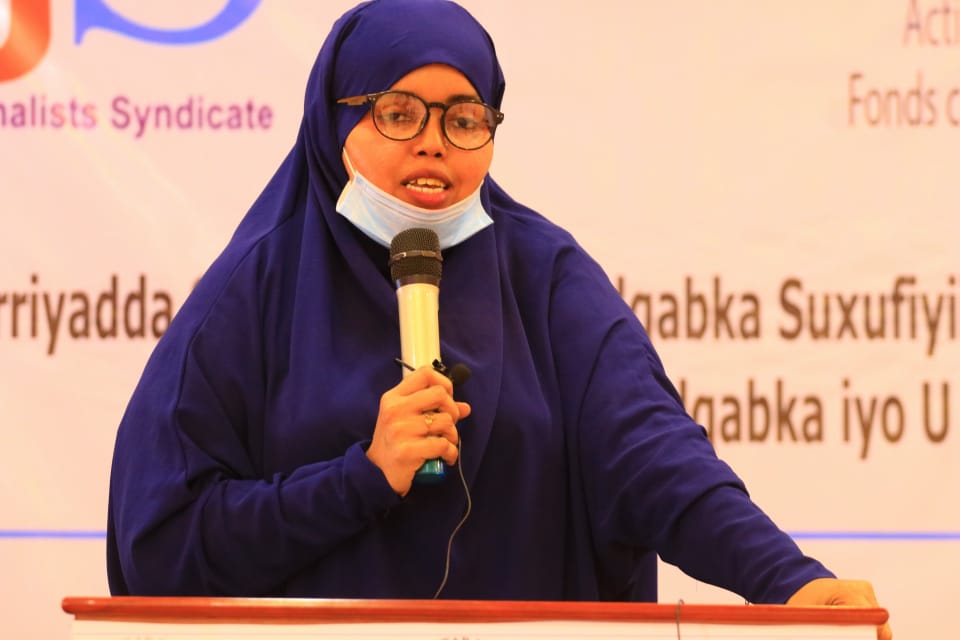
[62,597,887,639]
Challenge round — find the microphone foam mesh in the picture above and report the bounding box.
[390,228,443,281]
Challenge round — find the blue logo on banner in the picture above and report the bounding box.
[74,0,261,45]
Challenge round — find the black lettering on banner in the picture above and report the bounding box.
[847,71,937,127]
[678,377,823,446]
[903,0,960,46]
[617,275,761,342]
[922,380,951,443]
[841,379,906,460]
[0,273,175,355]
[777,275,957,356]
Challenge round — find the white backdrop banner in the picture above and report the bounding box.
[0,1,956,638]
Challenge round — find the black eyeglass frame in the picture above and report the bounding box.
[337,90,505,151]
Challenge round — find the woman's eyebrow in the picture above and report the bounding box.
[446,93,481,102]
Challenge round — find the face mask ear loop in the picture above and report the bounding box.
[342,147,357,182]
[335,148,359,212]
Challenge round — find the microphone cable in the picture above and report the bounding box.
[432,437,472,599]
[395,356,472,598]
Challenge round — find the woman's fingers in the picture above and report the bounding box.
[418,410,459,444]
[393,365,453,397]
[367,366,470,495]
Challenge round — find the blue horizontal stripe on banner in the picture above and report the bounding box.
[0,530,106,539]
[1,530,959,540]
[789,531,960,541]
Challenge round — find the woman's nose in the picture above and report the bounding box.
[415,107,447,157]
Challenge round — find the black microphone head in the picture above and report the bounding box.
[447,363,471,387]
[389,228,442,285]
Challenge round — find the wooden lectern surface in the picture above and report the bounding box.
[63,596,888,625]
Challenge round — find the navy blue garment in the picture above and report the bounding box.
[106,0,832,601]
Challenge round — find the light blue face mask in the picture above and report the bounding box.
[335,151,493,250]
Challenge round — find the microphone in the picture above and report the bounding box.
[390,228,446,484]
[444,362,471,387]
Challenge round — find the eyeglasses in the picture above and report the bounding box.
[337,90,504,151]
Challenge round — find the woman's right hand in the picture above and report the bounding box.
[366,366,471,496]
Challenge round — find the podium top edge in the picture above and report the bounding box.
[62,596,889,626]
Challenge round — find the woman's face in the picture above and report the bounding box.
[342,64,495,210]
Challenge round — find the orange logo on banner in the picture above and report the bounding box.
[0,0,51,81]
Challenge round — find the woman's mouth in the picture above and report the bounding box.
[404,177,448,193]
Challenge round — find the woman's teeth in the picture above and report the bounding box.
[405,177,447,192]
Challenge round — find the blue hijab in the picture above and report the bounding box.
[302,0,505,199]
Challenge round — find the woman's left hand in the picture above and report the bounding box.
[787,578,891,640]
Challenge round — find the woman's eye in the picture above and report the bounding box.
[380,109,414,124]
[450,116,480,130]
